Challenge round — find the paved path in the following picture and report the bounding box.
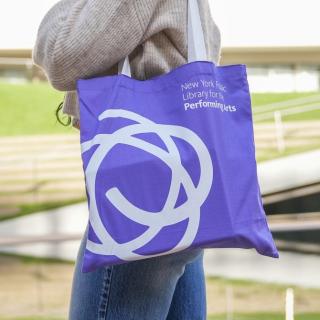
[0,203,87,261]
[258,149,320,194]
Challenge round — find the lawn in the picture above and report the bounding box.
[1,318,62,320]
[1,254,320,320]
[0,82,70,136]
[0,197,86,222]
[2,315,320,320]
[250,92,317,106]
[251,92,320,121]
[0,82,319,136]
[208,313,320,320]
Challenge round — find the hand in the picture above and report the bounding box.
[72,118,80,130]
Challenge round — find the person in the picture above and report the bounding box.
[32,0,221,319]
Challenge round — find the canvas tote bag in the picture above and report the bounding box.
[77,0,279,273]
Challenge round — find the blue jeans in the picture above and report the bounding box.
[69,227,206,320]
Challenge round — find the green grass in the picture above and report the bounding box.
[279,111,320,121]
[256,143,320,162]
[1,313,320,320]
[1,265,320,320]
[251,92,320,121]
[1,312,319,320]
[250,92,318,107]
[205,276,320,319]
[208,313,320,320]
[206,275,300,291]
[0,81,73,136]
[0,252,74,265]
[0,82,319,136]
[0,197,86,221]
[206,274,320,295]
[0,318,63,320]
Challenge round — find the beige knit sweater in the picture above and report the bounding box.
[32,0,221,128]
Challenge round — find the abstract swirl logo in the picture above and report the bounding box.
[81,109,213,261]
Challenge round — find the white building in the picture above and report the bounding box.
[211,0,320,92]
[0,0,319,92]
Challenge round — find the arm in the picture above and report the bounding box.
[32,0,158,91]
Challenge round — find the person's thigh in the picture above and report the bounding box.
[69,226,203,320]
[166,250,206,320]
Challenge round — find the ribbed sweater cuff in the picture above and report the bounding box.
[62,91,80,119]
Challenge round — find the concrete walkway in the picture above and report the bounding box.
[0,202,320,288]
[0,203,87,261]
[257,149,320,195]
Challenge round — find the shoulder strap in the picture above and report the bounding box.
[118,0,207,77]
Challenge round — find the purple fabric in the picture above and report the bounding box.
[77,61,279,273]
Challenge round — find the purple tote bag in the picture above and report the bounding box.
[77,0,279,273]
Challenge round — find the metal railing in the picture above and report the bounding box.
[252,95,320,153]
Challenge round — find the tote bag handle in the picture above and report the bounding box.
[118,0,207,77]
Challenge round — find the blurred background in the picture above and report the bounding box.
[0,0,319,319]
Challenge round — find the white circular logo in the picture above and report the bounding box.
[81,109,213,261]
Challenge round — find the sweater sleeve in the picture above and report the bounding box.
[32,0,159,91]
